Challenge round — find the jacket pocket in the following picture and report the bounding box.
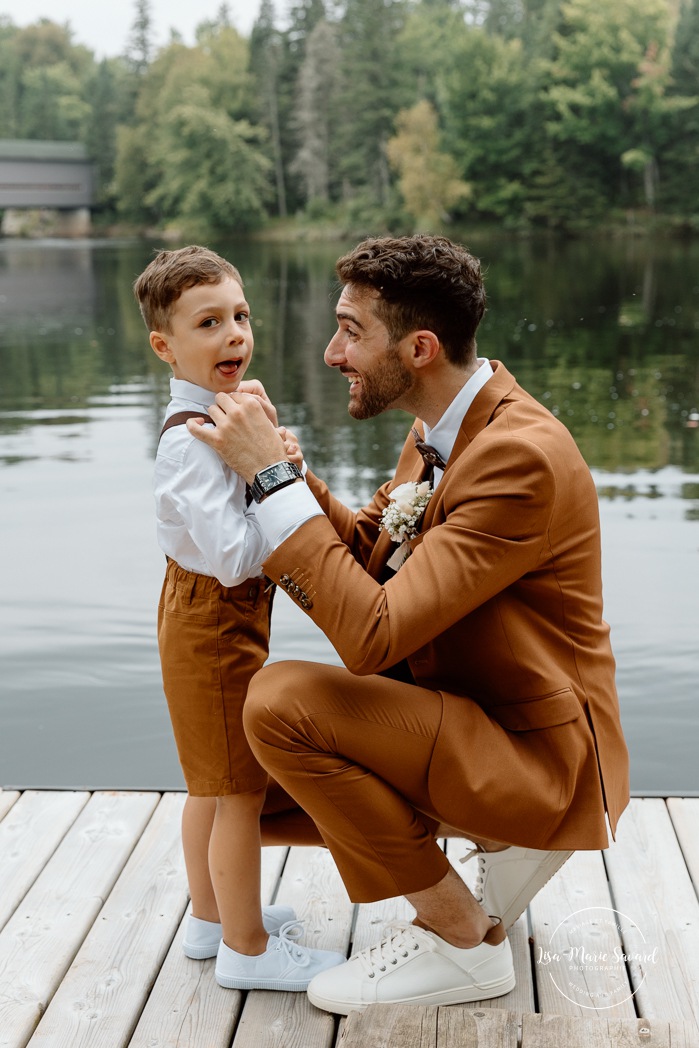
[489,688,582,732]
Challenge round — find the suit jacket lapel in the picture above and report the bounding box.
[418,359,516,533]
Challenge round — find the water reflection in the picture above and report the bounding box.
[0,237,697,793]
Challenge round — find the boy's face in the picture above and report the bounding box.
[150,277,254,394]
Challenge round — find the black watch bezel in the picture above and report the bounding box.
[250,461,302,503]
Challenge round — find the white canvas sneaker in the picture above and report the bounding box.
[461,845,573,928]
[182,904,297,959]
[215,921,346,990]
[306,920,514,1015]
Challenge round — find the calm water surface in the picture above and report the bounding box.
[1,236,697,794]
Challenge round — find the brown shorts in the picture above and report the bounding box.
[157,559,272,796]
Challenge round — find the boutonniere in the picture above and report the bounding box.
[380,481,433,571]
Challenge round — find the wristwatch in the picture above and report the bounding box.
[250,460,303,503]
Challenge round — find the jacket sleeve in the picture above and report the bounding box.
[305,468,391,569]
[262,433,556,674]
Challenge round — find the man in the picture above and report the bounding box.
[187,234,629,1014]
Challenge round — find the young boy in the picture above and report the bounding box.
[134,246,344,990]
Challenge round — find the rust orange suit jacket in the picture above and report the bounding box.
[263,360,630,850]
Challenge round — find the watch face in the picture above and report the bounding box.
[260,462,293,491]
[251,461,302,502]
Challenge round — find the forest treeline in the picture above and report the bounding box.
[1,0,698,236]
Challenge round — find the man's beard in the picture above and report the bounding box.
[348,344,413,420]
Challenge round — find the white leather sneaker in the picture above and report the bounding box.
[215,921,346,990]
[306,920,514,1015]
[461,845,573,928]
[182,904,297,959]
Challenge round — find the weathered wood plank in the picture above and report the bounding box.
[26,792,188,1048]
[339,1003,438,1047]
[438,1006,519,1048]
[0,790,89,933]
[235,991,338,1048]
[446,839,535,1015]
[529,848,636,1017]
[232,846,352,1048]
[128,846,289,1048]
[666,798,699,900]
[604,799,699,1030]
[339,1005,519,1048]
[0,790,20,821]
[0,791,160,1048]
[126,905,243,1048]
[521,1012,698,1047]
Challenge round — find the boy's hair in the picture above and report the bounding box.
[133,245,243,332]
[335,234,486,366]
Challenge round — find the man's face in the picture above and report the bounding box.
[150,277,254,394]
[324,284,414,420]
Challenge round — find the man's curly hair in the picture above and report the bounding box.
[335,234,486,366]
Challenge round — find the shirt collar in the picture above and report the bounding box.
[423,358,494,467]
[169,377,216,409]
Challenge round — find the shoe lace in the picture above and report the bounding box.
[459,845,486,900]
[273,920,312,968]
[354,921,431,979]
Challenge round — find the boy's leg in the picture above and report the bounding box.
[209,788,268,955]
[182,795,218,922]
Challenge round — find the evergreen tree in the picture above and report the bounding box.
[249,0,287,217]
[126,0,153,76]
[290,19,340,209]
[335,0,409,219]
[659,0,699,217]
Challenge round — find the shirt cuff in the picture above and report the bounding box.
[251,479,323,549]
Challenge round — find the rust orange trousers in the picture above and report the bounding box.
[250,660,452,903]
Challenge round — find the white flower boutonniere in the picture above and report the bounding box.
[380,480,434,543]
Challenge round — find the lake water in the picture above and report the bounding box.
[1,235,697,795]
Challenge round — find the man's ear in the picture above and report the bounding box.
[410,330,441,369]
[150,330,175,364]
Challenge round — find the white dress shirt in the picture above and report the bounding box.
[255,358,494,549]
[153,378,269,586]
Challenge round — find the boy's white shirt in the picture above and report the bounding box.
[153,378,269,586]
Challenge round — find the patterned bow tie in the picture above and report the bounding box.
[411,427,447,471]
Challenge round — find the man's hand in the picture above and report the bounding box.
[186,391,287,482]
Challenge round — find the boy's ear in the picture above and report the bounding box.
[150,330,175,363]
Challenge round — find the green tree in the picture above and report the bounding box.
[289,19,340,208]
[660,0,699,219]
[546,0,679,212]
[249,0,287,217]
[0,20,22,137]
[126,0,153,75]
[440,25,539,223]
[335,0,409,218]
[85,58,133,212]
[386,99,469,229]
[145,87,271,232]
[113,25,268,230]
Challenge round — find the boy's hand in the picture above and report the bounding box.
[236,379,278,426]
[278,426,303,468]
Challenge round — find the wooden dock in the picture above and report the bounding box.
[0,790,698,1047]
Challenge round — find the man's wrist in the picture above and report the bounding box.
[250,460,303,503]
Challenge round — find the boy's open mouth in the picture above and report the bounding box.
[216,359,242,376]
